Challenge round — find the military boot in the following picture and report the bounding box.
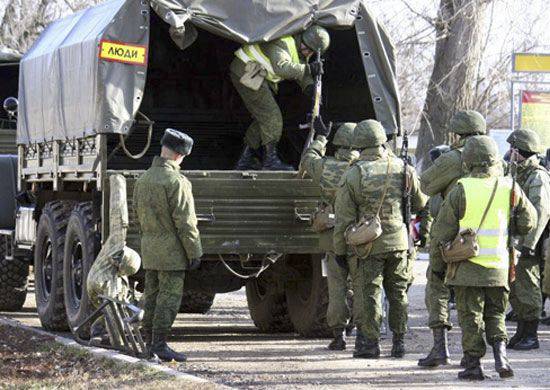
[507,320,525,349]
[150,333,187,362]
[391,333,405,358]
[458,354,487,381]
[262,142,294,171]
[353,338,380,359]
[327,329,346,351]
[492,340,514,378]
[418,328,450,367]
[513,320,539,350]
[235,145,262,170]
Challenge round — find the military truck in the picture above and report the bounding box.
[0,0,400,337]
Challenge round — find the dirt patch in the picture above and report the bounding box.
[0,324,218,389]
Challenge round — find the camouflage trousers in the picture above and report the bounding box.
[230,72,282,149]
[455,286,508,358]
[326,253,352,331]
[352,250,409,340]
[509,256,542,321]
[142,270,185,335]
[424,246,452,329]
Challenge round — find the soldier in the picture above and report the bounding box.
[133,128,203,362]
[334,120,427,359]
[432,136,536,380]
[418,110,487,367]
[300,119,359,350]
[506,129,550,350]
[230,25,330,170]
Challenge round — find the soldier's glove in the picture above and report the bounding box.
[188,258,202,271]
[335,255,349,271]
[308,61,324,77]
[520,246,536,258]
[313,115,332,138]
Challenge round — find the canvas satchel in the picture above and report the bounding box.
[240,61,267,91]
[441,178,499,264]
[311,203,336,233]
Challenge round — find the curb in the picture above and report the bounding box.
[0,316,224,387]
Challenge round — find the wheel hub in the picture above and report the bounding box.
[70,241,84,306]
[42,240,53,297]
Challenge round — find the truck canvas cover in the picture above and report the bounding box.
[17,0,400,145]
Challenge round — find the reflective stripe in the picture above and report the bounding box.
[477,229,501,236]
[478,248,499,256]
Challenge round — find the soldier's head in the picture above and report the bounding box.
[301,25,330,57]
[352,119,387,150]
[462,135,499,171]
[161,128,194,164]
[506,129,542,162]
[449,110,486,137]
[115,246,141,277]
[429,145,451,163]
[332,122,356,149]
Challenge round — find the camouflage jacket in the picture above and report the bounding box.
[420,139,466,198]
[418,194,444,244]
[301,135,359,251]
[433,167,537,287]
[133,156,203,271]
[334,147,427,257]
[514,156,550,250]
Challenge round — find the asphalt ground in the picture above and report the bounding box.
[2,256,550,389]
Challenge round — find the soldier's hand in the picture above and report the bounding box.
[188,258,202,271]
[309,61,324,77]
[519,246,536,258]
[313,116,332,138]
[335,255,348,271]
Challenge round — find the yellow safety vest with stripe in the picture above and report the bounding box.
[235,36,300,83]
[458,177,512,269]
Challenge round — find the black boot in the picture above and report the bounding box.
[327,329,346,351]
[345,319,355,337]
[507,320,525,349]
[458,354,487,381]
[418,328,450,367]
[150,333,187,362]
[235,145,262,170]
[513,320,539,350]
[391,333,405,358]
[493,340,514,378]
[262,142,294,171]
[541,316,550,326]
[353,338,380,359]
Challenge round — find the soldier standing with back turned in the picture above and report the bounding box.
[506,129,550,350]
[133,128,203,362]
[432,136,536,380]
[300,118,359,350]
[334,120,427,358]
[418,110,487,367]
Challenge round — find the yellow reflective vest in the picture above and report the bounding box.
[459,177,512,269]
[235,36,300,83]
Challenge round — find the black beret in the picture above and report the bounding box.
[161,128,194,156]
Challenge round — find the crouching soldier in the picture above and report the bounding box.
[433,136,536,380]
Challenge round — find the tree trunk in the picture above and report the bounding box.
[415,0,493,170]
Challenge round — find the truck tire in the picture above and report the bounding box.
[0,237,28,311]
[179,290,215,314]
[246,279,293,333]
[63,202,98,335]
[285,255,331,338]
[34,201,74,331]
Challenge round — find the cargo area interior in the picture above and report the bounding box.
[106,12,375,171]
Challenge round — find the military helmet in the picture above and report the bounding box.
[117,246,141,276]
[449,110,486,135]
[332,122,356,148]
[302,25,330,53]
[462,135,499,168]
[352,120,387,149]
[506,129,542,154]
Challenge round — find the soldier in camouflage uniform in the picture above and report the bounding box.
[133,128,203,362]
[418,111,487,367]
[300,119,359,350]
[432,136,536,380]
[230,25,330,170]
[334,120,427,359]
[506,129,550,350]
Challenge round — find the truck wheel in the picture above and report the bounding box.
[179,290,216,314]
[285,255,331,338]
[0,237,28,311]
[63,202,98,335]
[246,278,293,333]
[34,201,74,331]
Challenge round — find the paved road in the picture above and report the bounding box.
[3,257,550,389]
